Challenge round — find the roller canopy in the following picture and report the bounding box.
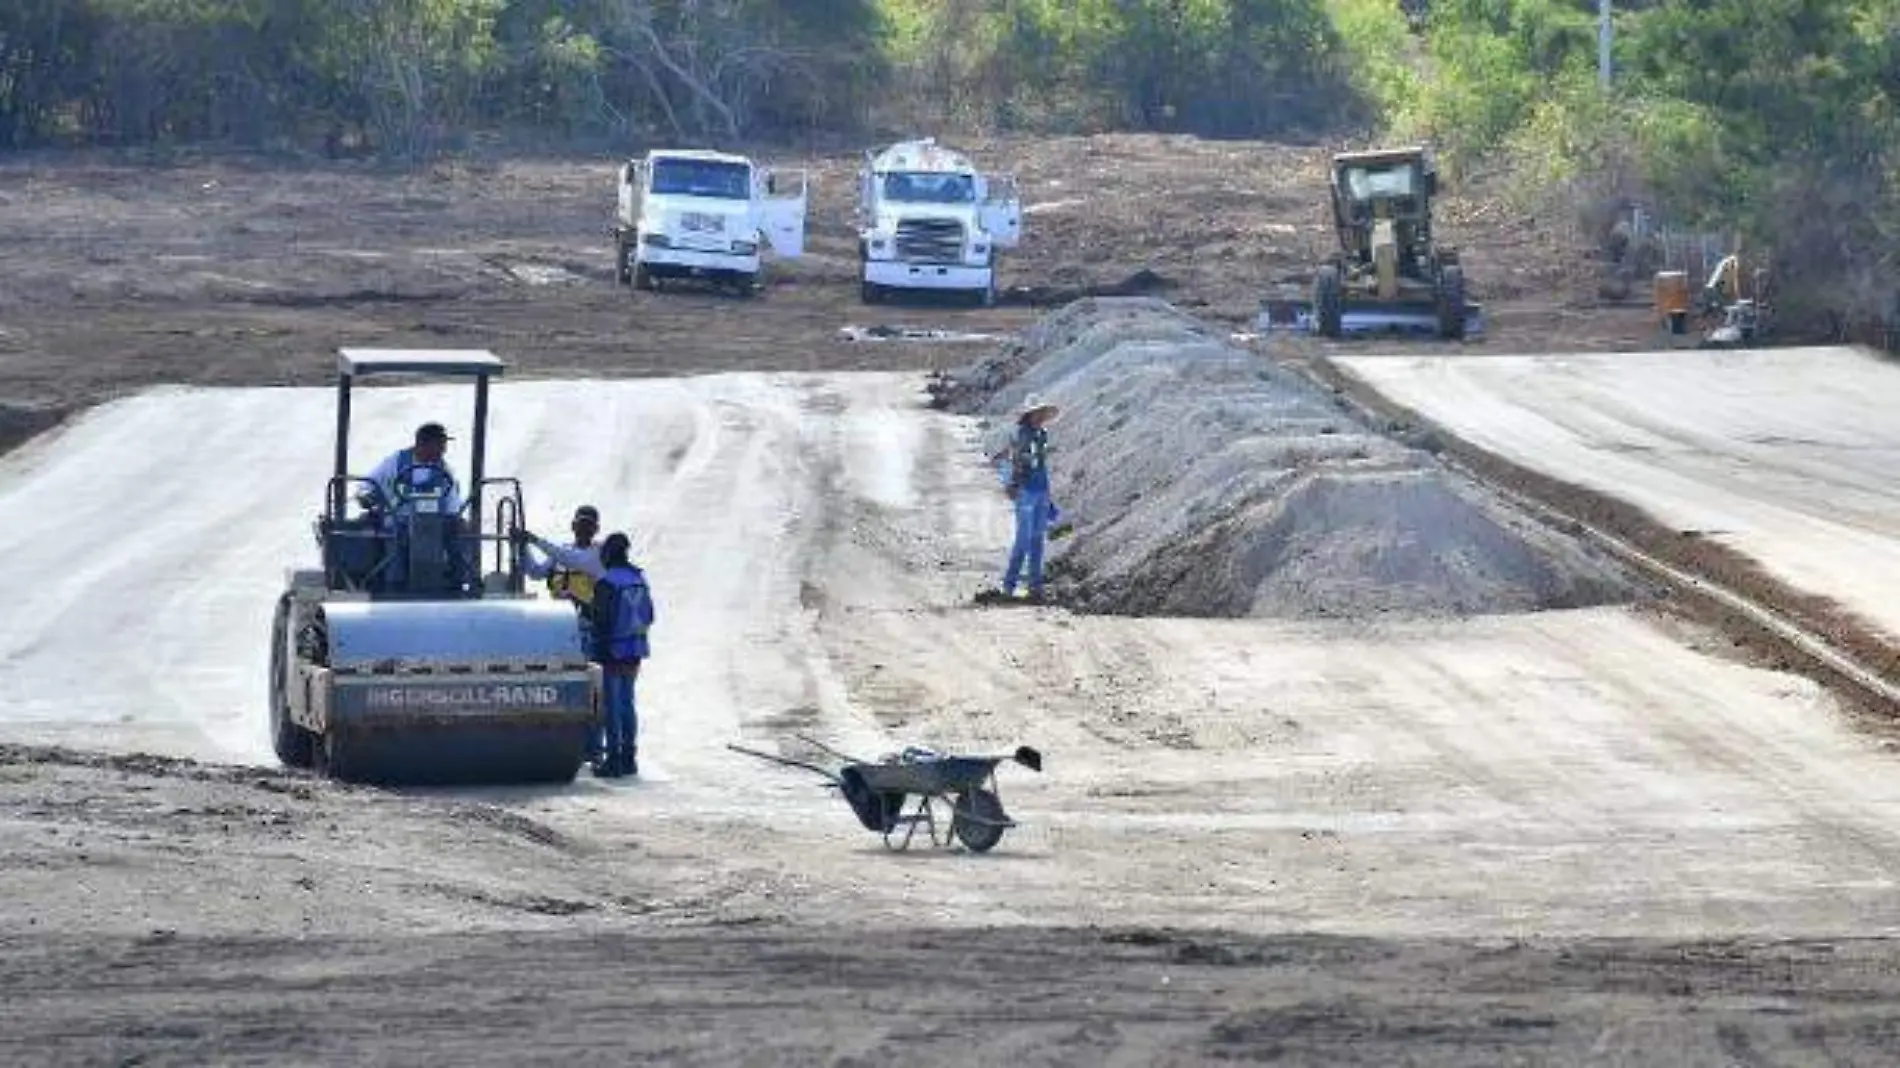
[336,348,504,376]
[320,600,589,670]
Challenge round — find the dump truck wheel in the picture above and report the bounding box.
[615,243,632,285]
[633,263,654,291]
[861,280,882,305]
[951,788,1008,853]
[269,594,315,769]
[976,263,998,308]
[1436,265,1466,340]
[1314,265,1344,338]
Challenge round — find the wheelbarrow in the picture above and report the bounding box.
[728,735,1043,853]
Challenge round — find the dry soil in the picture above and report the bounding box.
[2,136,1897,1066]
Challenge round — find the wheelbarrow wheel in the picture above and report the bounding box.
[951,788,1008,853]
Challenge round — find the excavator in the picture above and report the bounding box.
[267,348,601,785]
[1654,250,1771,347]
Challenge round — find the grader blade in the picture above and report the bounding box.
[1256,297,1485,339]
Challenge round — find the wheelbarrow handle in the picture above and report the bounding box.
[792,732,869,766]
[726,743,843,785]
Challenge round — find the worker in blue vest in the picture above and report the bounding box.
[364,421,465,517]
[996,394,1059,602]
[359,422,470,589]
[525,528,654,778]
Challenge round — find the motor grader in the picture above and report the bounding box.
[1308,146,1472,340]
[267,348,600,786]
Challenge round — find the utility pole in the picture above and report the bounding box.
[1598,0,1613,90]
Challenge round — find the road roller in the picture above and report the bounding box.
[268,348,600,785]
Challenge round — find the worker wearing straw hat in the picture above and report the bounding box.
[997,393,1060,602]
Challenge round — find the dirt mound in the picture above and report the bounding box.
[0,403,70,458]
[936,298,1640,619]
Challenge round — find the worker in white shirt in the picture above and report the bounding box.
[522,504,603,609]
[521,504,607,765]
[521,527,655,778]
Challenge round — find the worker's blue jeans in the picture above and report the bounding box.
[601,661,639,762]
[1003,487,1050,593]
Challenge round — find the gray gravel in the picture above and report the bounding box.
[938,297,1640,618]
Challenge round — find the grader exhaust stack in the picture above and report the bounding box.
[267,348,600,786]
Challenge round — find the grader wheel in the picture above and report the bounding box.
[1435,264,1467,341]
[1314,265,1344,339]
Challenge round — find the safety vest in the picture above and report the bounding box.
[1010,424,1050,494]
[592,565,654,662]
[549,566,597,607]
[388,447,456,503]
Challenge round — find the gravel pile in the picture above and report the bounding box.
[937,297,1640,619]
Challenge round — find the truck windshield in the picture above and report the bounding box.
[880,172,976,204]
[1343,165,1417,200]
[650,158,751,199]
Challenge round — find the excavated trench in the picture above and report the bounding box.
[932,298,1644,620]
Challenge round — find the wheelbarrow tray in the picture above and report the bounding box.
[846,756,1005,796]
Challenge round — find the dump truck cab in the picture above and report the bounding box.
[612,148,808,295]
[269,348,601,786]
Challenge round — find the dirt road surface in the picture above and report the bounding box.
[7,370,1900,1062]
[1329,346,1900,645]
[2,136,1897,1063]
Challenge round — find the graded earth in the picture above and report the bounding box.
[3,140,1899,1065]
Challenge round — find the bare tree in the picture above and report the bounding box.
[595,0,821,140]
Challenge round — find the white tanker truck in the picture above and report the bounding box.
[855,138,1021,306]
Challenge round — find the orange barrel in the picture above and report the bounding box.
[1654,270,1690,334]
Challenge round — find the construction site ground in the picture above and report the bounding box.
[4,135,1899,1065]
[1332,346,1900,645]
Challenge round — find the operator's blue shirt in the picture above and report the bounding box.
[366,446,464,514]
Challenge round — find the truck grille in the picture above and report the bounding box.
[895,218,964,263]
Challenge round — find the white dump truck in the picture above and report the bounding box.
[855,138,1021,305]
[613,148,808,295]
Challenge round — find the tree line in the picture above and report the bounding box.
[0,0,1360,155]
[1,1,1893,339]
